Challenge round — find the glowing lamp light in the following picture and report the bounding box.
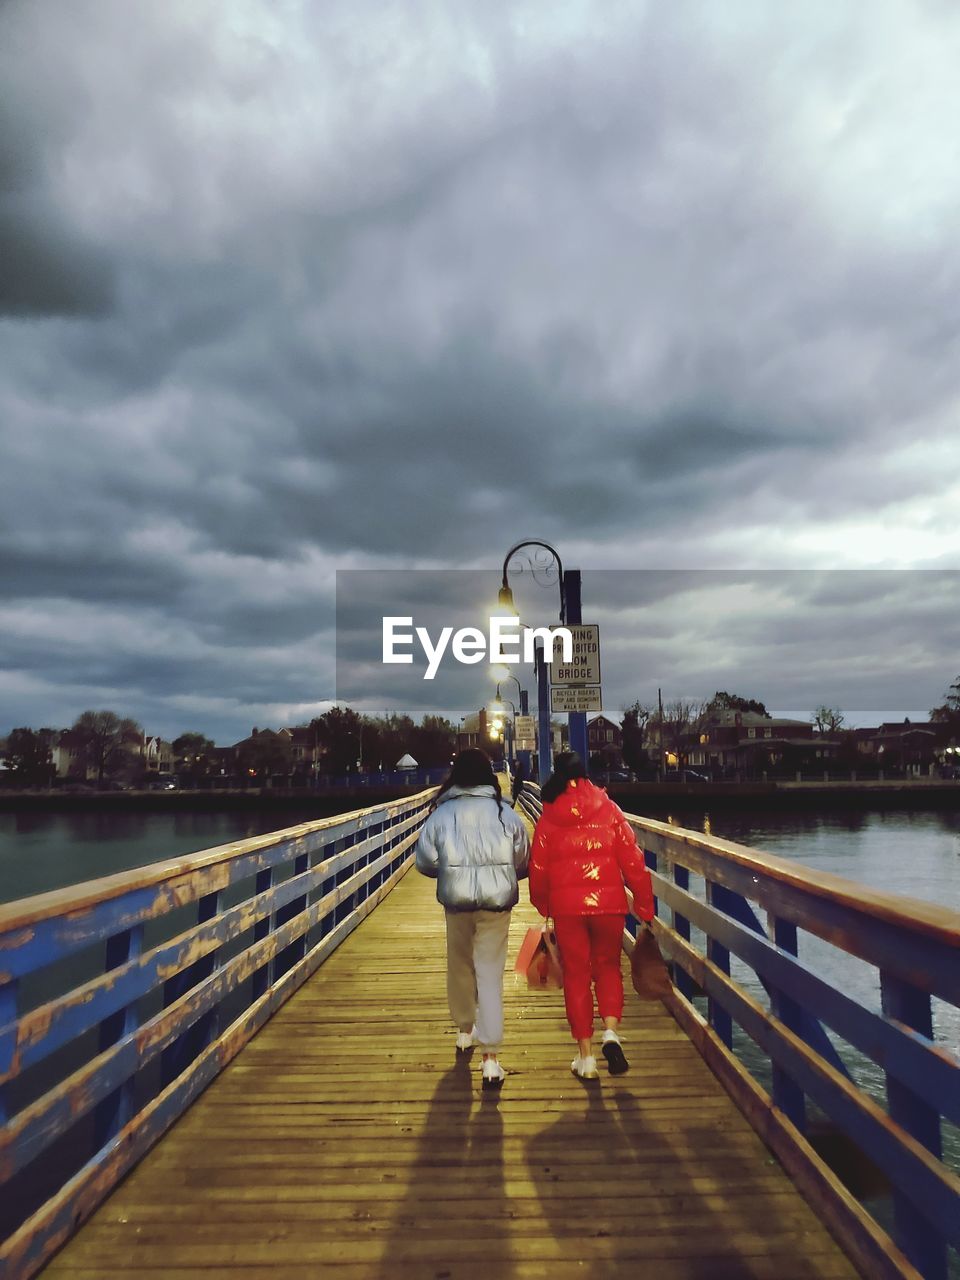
[497,584,517,614]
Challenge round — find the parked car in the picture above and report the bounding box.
[150,773,179,791]
[597,768,634,784]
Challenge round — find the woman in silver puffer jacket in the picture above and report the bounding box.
[416,749,530,1088]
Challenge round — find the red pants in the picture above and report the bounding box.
[553,914,625,1041]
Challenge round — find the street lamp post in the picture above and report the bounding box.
[493,688,518,768]
[499,540,590,783]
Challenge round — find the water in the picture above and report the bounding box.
[0,805,342,904]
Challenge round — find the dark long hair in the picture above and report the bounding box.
[433,747,506,813]
[541,751,588,804]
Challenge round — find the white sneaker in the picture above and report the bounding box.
[481,1058,505,1089]
[455,1027,476,1052]
[571,1054,599,1079]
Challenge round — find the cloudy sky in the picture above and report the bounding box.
[2,0,958,745]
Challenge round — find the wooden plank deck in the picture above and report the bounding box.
[39,849,861,1279]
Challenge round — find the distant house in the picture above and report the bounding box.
[458,710,490,752]
[142,735,173,774]
[281,727,322,778]
[210,745,238,778]
[587,714,623,767]
[853,721,939,776]
[51,729,99,779]
[687,711,839,777]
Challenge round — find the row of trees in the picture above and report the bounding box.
[1,708,459,786]
[303,707,457,774]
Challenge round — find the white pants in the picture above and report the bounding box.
[444,909,512,1052]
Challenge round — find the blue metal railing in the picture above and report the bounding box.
[518,781,960,1280]
[0,788,435,1280]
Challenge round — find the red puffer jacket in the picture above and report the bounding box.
[529,779,655,920]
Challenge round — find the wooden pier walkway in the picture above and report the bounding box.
[39,861,858,1279]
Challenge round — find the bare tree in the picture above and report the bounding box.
[812,706,845,735]
[649,699,709,771]
[72,710,142,785]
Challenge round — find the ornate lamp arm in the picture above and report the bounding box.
[500,539,566,622]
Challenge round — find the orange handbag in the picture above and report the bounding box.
[515,923,564,990]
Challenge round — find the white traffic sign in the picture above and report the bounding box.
[551,686,602,714]
[550,624,601,686]
[515,716,536,740]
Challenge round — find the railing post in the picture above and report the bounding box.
[705,880,733,1048]
[768,916,806,1133]
[94,925,144,1147]
[370,818,385,890]
[332,831,356,927]
[320,837,338,936]
[190,891,224,1053]
[671,863,697,1001]
[274,852,309,979]
[251,867,274,1002]
[880,971,946,1280]
[161,889,222,1086]
[0,978,17,1127]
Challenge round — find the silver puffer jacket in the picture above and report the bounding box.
[415,784,530,912]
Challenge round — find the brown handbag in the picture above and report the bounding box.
[630,925,672,999]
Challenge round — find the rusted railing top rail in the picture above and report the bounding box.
[0,792,436,985]
[634,812,960,950]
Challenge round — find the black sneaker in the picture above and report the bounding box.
[602,1035,629,1075]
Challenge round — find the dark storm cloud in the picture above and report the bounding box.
[1,1,959,740]
[0,207,114,316]
[0,538,189,605]
[0,33,115,316]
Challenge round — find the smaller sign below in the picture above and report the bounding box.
[515,716,536,740]
[551,686,602,714]
[515,738,536,753]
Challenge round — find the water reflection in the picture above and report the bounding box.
[0,807,324,903]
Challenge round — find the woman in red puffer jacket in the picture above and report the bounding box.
[529,752,655,1080]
